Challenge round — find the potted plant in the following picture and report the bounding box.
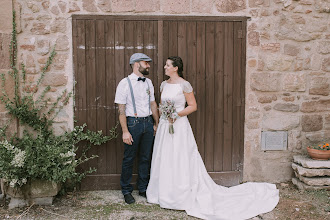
[0,11,117,209]
[307,143,330,160]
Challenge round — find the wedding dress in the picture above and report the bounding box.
[146,80,279,220]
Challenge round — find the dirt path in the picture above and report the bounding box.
[0,182,329,219]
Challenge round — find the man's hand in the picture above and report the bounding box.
[122,131,133,145]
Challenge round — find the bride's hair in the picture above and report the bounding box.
[168,56,184,78]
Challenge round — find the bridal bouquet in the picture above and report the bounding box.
[159,100,180,134]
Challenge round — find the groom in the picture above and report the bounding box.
[115,53,159,204]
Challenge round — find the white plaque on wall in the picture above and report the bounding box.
[261,131,288,151]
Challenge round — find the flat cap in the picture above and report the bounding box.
[129,53,152,64]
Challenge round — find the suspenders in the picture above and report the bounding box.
[126,77,151,118]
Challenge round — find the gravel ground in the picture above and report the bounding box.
[0,182,329,220]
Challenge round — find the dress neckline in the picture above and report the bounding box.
[165,80,185,85]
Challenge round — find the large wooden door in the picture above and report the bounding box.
[72,16,247,190]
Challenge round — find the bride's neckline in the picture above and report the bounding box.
[166,80,185,85]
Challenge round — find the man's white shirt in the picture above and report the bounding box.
[115,73,155,117]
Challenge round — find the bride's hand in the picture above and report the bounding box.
[153,124,158,136]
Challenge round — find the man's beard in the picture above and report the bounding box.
[138,66,149,75]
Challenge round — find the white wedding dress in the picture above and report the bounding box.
[146,81,279,220]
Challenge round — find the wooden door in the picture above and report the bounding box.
[72,16,247,190]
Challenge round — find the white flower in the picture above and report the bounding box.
[1,140,15,151]
[10,150,26,167]
[60,150,76,158]
[9,179,18,187]
[22,178,27,184]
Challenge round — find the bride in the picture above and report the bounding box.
[146,56,279,220]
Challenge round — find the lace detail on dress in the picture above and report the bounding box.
[181,81,193,93]
[160,81,166,93]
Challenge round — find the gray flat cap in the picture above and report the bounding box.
[129,53,152,64]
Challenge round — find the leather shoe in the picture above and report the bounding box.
[139,191,147,198]
[124,193,135,204]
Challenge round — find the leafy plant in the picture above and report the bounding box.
[0,10,117,188]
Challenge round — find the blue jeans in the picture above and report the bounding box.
[120,116,154,195]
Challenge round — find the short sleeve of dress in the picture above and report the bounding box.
[160,81,166,93]
[181,81,193,93]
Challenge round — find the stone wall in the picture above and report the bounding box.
[1,0,329,183]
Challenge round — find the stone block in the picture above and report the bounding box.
[8,198,28,209]
[191,0,213,13]
[41,1,50,9]
[136,0,160,12]
[292,178,330,190]
[112,0,135,13]
[69,2,80,13]
[215,0,246,13]
[50,6,60,15]
[257,94,277,103]
[305,131,330,142]
[51,17,67,34]
[251,72,281,92]
[0,33,11,69]
[97,0,112,12]
[293,155,330,169]
[248,0,270,7]
[301,99,330,113]
[0,0,12,33]
[53,54,69,70]
[294,172,330,186]
[83,0,98,12]
[309,77,329,96]
[42,73,68,86]
[56,35,69,51]
[58,1,67,13]
[283,73,306,92]
[301,115,323,132]
[37,38,50,55]
[262,114,300,131]
[266,57,293,71]
[292,163,330,177]
[248,31,260,46]
[161,0,190,14]
[284,44,300,56]
[31,22,50,35]
[318,41,330,54]
[261,43,280,52]
[321,57,330,72]
[273,103,299,112]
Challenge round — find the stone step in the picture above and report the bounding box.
[294,171,330,186]
[293,155,330,169]
[292,178,330,191]
[292,163,330,177]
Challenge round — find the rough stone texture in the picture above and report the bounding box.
[55,35,69,51]
[318,41,330,54]
[294,172,330,186]
[273,103,299,112]
[261,43,280,52]
[112,0,135,13]
[36,38,50,55]
[301,115,323,132]
[309,77,329,96]
[284,44,300,56]
[215,0,246,13]
[50,18,67,34]
[50,6,60,15]
[292,163,330,177]
[58,1,67,13]
[248,0,270,8]
[293,155,330,169]
[30,23,50,35]
[136,0,160,12]
[262,114,300,131]
[162,0,190,14]
[97,0,112,12]
[292,178,330,190]
[0,34,11,69]
[248,31,260,46]
[42,73,68,86]
[266,57,293,71]
[191,0,213,13]
[69,2,80,13]
[53,54,68,70]
[257,94,277,103]
[82,0,98,12]
[283,73,306,92]
[301,99,330,113]
[305,131,330,142]
[251,72,281,92]
[321,57,330,72]
[0,0,12,33]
